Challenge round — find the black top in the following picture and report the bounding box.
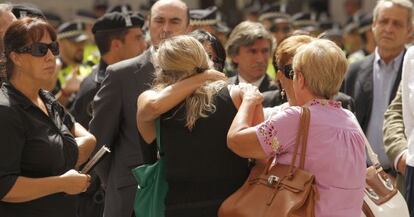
[70,60,108,128]
[0,83,79,217]
[161,87,249,217]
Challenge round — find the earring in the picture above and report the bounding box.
[281,89,285,99]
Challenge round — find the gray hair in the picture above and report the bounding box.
[373,0,414,24]
[225,21,275,65]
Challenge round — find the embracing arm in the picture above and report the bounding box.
[227,85,267,159]
[137,70,226,143]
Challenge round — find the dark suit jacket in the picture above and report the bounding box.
[342,52,403,132]
[89,49,157,217]
[228,74,278,93]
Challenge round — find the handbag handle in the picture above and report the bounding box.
[156,118,164,156]
[264,107,311,176]
[288,107,311,175]
[352,117,380,167]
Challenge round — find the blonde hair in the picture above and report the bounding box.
[292,39,348,99]
[154,35,226,130]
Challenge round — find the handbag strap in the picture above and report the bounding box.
[264,107,311,176]
[288,107,311,176]
[353,117,380,166]
[156,118,164,155]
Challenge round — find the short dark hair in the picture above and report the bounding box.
[94,28,129,55]
[3,17,56,79]
[189,29,226,71]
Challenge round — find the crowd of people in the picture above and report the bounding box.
[1,0,414,216]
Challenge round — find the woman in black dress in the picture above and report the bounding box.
[137,35,249,216]
[0,17,96,217]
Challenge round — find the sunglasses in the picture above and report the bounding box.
[277,64,295,80]
[15,42,59,57]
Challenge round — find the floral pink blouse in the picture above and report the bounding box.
[256,100,366,217]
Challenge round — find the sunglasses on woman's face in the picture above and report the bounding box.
[15,41,59,57]
[277,64,295,80]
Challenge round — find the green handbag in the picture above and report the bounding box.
[132,118,168,217]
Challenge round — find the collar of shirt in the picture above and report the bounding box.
[374,47,405,71]
[1,82,56,109]
[94,59,109,83]
[238,74,266,88]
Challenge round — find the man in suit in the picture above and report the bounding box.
[69,12,146,217]
[342,0,413,172]
[89,1,189,217]
[225,21,278,93]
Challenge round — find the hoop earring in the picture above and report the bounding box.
[281,89,286,99]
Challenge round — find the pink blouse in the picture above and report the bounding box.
[256,100,366,217]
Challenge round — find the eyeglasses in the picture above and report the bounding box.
[15,42,59,57]
[277,64,295,80]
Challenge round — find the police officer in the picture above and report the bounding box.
[54,21,92,107]
[70,11,146,128]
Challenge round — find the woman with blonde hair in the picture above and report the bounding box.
[137,35,249,216]
[227,39,366,217]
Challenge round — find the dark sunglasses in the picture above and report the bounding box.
[277,64,295,80]
[15,41,59,57]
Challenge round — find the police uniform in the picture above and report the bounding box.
[52,21,93,108]
[69,12,145,129]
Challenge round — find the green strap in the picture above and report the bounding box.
[156,118,163,154]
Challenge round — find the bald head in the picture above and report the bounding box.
[149,0,189,47]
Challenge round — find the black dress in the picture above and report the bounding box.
[161,87,249,217]
[0,83,79,217]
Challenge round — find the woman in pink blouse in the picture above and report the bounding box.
[227,39,366,217]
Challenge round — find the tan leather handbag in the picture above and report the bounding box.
[218,107,319,217]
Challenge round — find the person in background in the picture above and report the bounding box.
[226,21,277,93]
[71,11,146,217]
[137,35,249,216]
[227,38,366,217]
[342,0,413,172]
[54,21,92,107]
[348,13,376,64]
[343,22,363,57]
[89,1,190,216]
[70,12,146,128]
[0,3,16,83]
[0,17,96,217]
[344,0,364,24]
[189,29,226,72]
